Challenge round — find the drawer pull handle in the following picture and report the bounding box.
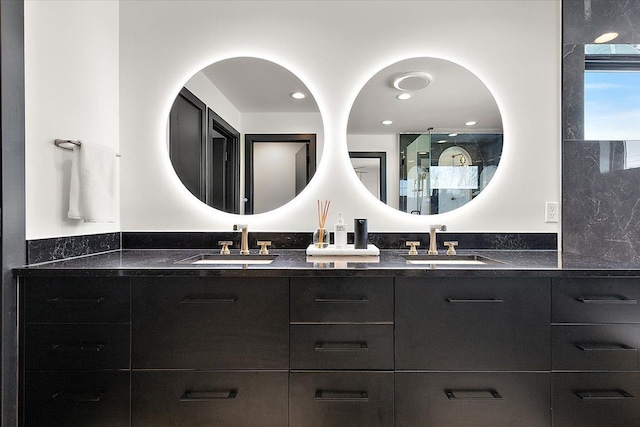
[576,390,634,400]
[47,297,105,304]
[576,296,637,304]
[181,295,238,304]
[51,391,104,402]
[446,298,503,304]
[315,390,369,402]
[445,389,503,400]
[314,296,369,304]
[51,343,105,353]
[576,343,637,352]
[180,390,237,401]
[314,342,369,352]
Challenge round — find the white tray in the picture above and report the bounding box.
[306,244,380,256]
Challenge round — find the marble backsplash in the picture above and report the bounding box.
[26,231,557,264]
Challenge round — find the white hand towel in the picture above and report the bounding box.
[67,142,117,222]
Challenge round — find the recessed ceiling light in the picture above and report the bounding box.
[396,93,412,100]
[381,120,393,125]
[594,32,619,43]
[438,139,447,143]
[465,121,477,126]
[418,151,427,155]
[290,92,306,99]
[448,133,458,137]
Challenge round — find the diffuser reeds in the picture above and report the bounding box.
[316,200,331,245]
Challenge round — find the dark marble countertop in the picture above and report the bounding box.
[12,249,640,278]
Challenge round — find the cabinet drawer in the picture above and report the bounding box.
[24,371,130,427]
[290,324,393,370]
[395,277,550,370]
[552,325,639,371]
[25,324,130,370]
[553,373,640,427]
[552,278,640,323]
[131,371,288,427]
[290,277,393,323]
[23,277,130,323]
[395,372,551,427]
[290,371,393,427]
[131,277,288,369]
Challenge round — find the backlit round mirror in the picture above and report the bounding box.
[347,57,503,215]
[168,57,323,214]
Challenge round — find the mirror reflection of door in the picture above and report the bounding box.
[349,152,387,203]
[169,88,240,213]
[245,133,316,215]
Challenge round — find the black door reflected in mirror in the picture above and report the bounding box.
[168,57,323,214]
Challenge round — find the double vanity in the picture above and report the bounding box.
[14,246,640,427]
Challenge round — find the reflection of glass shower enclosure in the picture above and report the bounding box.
[399,132,503,215]
[399,132,431,214]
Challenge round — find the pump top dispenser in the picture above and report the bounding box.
[334,213,347,248]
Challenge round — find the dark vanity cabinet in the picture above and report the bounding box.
[289,277,394,427]
[18,272,640,426]
[394,277,552,426]
[21,277,131,427]
[130,277,289,427]
[551,278,640,427]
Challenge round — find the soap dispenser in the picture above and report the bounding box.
[334,213,347,249]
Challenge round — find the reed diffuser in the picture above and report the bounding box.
[313,200,331,248]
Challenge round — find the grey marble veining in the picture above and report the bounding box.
[27,232,120,264]
[563,141,640,263]
[562,43,584,141]
[562,0,640,265]
[12,248,640,278]
[563,0,640,44]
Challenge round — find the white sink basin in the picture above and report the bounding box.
[401,254,501,265]
[176,254,278,265]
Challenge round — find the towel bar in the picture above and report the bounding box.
[54,139,121,157]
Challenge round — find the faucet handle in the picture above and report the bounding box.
[257,241,272,255]
[218,241,233,255]
[405,241,421,255]
[444,241,458,255]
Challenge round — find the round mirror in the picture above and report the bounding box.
[168,57,323,214]
[347,57,503,215]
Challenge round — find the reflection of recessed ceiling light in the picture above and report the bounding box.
[393,72,433,91]
[594,32,619,43]
[381,120,393,125]
[396,93,412,100]
[438,140,447,143]
[449,133,458,137]
[465,121,477,126]
[418,151,427,155]
[290,92,306,99]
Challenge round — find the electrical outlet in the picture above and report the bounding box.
[545,202,559,223]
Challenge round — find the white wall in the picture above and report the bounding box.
[25,0,120,239]
[119,0,561,234]
[25,0,561,238]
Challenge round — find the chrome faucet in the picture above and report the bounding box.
[428,224,447,255]
[233,224,250,255]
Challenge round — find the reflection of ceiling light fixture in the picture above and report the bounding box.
[418,151,427,155]
[465,121,477,126]
[290,92,306,99]
[449,133,458,137]
[381,120,393,125]
[396,93,412,100]
[438,140,447,143]
[393,72,433,91]
[594,32,619,43]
